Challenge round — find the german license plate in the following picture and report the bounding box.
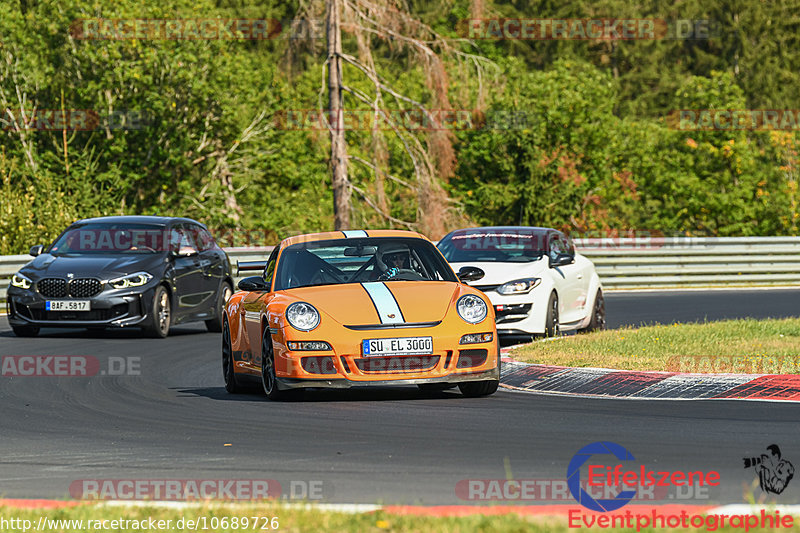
[362,336,433,357]
[46,300,90,311]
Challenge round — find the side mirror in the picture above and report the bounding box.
[457,266,485,283]
[29,244,44,257]
[550,253,574,268]
[238,276,268,292]
[174,245,198,258]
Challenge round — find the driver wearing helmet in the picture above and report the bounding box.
[375,243,411,280]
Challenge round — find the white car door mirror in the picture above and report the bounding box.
[550,253,574,268]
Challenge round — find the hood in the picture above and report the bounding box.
[448,258,548,287]
[284,281,459,325]
[20,253,167,280]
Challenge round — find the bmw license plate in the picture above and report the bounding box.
[362,336,433,357]
[46,300,90,311]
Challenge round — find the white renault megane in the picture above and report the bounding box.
[437,226,605,340]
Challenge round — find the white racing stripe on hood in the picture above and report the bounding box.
[361,282,405,324]
[342,230,368,238]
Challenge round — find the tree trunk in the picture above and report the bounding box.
[327,0,350,230]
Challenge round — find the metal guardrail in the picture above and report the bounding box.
[2,238,800,301]
[573,236,800,288]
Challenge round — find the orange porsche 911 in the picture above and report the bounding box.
[222,230,500,400]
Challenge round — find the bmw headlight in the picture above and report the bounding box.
[457,294,488,324]
[11,273,32,290]
[286,302,320,331]
[497,277,541,295]
[109,272,153,289]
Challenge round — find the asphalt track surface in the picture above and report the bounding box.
[1,289,799,505]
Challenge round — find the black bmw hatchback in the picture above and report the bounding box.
[7,216,233,338]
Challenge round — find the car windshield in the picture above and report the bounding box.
[438,230,547,263]
[274,237,458,290]
[48,223,167,255]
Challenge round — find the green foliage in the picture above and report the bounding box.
[1,0,799,254]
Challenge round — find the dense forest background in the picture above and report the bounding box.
[1,0,799,253]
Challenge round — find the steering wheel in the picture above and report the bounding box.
[378,268,425,281]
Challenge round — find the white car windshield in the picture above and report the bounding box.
[438,230,547,263]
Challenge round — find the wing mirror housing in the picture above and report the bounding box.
[238,276,268,291]
[549,253,575,268]
[173,245,198,258]
[457,266,485,283]
[29,244,44,257]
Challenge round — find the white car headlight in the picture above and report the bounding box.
[11,273,32,290]
[497,277,541,295]
[109,272,153,289]
[457,294,488,324]
[286,302,320,331]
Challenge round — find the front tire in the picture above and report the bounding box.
[222,318,242,393]
[143,285,171,338]
[261,330,286,400]
[458,380,499,397]
[12,325,39,337]
[206,282,233,333]
[580,289,606,333]
[544,292,560,338]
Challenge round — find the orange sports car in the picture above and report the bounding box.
[222,230,499,399]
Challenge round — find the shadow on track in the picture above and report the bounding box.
[173,385,467,403]
[0,325,214,339]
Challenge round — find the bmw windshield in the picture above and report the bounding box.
[438,230,547,263]
[48,223,168,256]
[274,238,458,290]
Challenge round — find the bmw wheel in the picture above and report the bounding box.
[206,282,233,333]
[143,285,171,338]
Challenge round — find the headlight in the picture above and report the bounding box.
[457,294,488,324]
[287,341,332,351]
[11,273,32,290]
[460,332,494,344]
[286,302,320,331]
[497,277,541,295]
[109,272,153,289]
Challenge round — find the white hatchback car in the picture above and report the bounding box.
[438,227,605,340]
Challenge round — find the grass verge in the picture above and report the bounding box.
[510,318,800,373]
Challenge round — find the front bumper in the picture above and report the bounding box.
[7,286,156,328]
[277,367,500,390]
[477,289,545,336]
[272,320,500,390]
